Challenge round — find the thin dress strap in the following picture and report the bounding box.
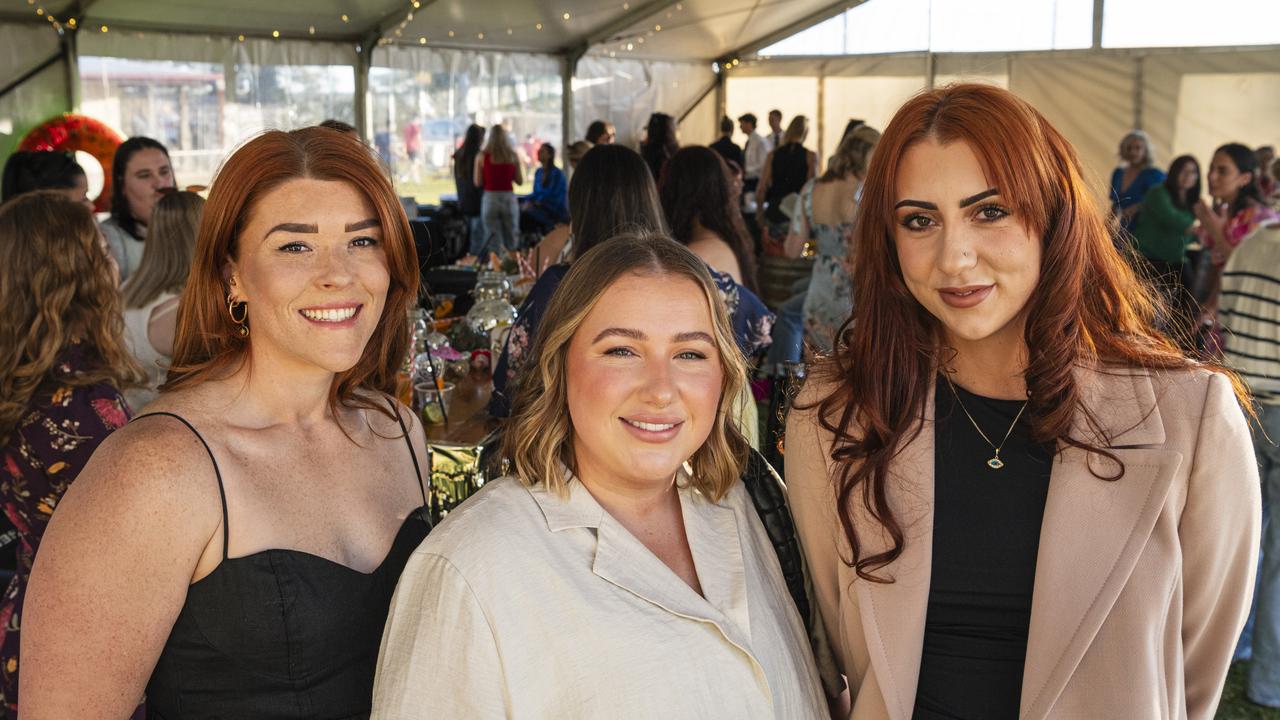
[388,399,428,506]
[131,412,230,560]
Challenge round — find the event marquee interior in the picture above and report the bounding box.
[1,0,1277,202]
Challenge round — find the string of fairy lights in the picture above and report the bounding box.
[20,0,696,60]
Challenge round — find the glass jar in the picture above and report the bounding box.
[466,271,518,336]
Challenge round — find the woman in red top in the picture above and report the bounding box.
[473,124,524,258]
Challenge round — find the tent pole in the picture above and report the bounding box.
[562,51,581,181]
[355,35,377,141]
[61,28,80,112]
[1092,0,1105,49]
[714,70,726,124]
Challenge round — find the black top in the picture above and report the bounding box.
[453,150,482,216]
[765,143,809,224]
[913,379,1053,720]
[140,407,431,720]
[710,137,745,172]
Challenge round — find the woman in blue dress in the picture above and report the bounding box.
[1109,130,1166,236]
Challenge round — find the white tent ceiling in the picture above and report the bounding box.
[0,0,852,62]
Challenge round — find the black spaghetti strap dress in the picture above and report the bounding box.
[137,407,431,720]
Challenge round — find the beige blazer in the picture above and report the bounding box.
[786,367,1260,719]
[372,473,827,719]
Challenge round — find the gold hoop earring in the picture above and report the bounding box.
[228,297,249,337]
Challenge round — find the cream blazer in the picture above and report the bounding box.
[786,367,1260,719]
[371,473,828,719]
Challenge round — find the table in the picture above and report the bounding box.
[423,369,497,446]
[420,370,499,522]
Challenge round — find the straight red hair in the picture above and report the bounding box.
[806,84,1248,582]
[163,128,417,421]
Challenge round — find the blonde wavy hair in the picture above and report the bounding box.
[483,124,519,167]
[500,233,749,500]
[122,190,204,308]
[821,124,880,183]
[0,192,143,435]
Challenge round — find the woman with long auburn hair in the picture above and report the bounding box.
[786,84,1259,719]
[0,192,142,718]
[22,128,430,719]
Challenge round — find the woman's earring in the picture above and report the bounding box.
[228,297,249,338]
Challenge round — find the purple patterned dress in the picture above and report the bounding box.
[0,343,130,718]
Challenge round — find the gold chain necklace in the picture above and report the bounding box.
[942,374,1029,470]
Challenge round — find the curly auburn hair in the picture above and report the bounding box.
[805,83,1250,583]
[163,128,417,423]
[0,192,144,435]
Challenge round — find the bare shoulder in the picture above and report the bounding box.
[79,407,222,508]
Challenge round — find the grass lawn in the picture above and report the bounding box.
[1220,662,1280,719]
[395,175,458,206]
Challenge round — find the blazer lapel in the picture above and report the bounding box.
[855,385,937,720]
[1019,369,1184,719]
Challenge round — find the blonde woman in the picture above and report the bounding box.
[756,115,817,245]
[0,192,143,715]
[473,124,524,257]
[784,124,880,354]
[120,190,204,411]
[373,235,826,718]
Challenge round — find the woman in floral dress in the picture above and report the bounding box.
[785,125,881,354]
[0,192,141,717]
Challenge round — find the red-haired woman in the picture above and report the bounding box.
[0,193,142,719]
[786,84,1259,719]
[22,128,430,718]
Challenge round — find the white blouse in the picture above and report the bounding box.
[372,473,827,719]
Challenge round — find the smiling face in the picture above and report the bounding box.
[1207,151,1252,203]
[892,137,1041,354]
[566,272,723,490]
[227,178,390,376]
[122,148,175,225]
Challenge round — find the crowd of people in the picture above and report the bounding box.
[0,80,1276,718]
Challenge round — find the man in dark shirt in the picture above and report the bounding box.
[709,116,745,171]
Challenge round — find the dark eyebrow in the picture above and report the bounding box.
[674,331,715,344]
[592,327,645,344]
[346,218,380,232]
[266,222,318,237]
[959,188,999,208]
[894,199,937,210]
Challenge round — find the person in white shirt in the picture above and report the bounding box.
[372,233,828,719]
[739,113,770,213]
[767,109,785,150]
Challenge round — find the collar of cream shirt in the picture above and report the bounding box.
[529,463,696,532]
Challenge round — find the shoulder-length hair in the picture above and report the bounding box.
[821,124,880,183]
[502,233,749,500]
[0,192,143,435]
[658,146,759,293]
[1162,155,1201,212]
[122,190,204,308]
[163,128,417,422]
[568,144,669,260]
[1119,129,1155,169]
[109,136,174,239]
[806,83,1247,582]
[483,125,518,166]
